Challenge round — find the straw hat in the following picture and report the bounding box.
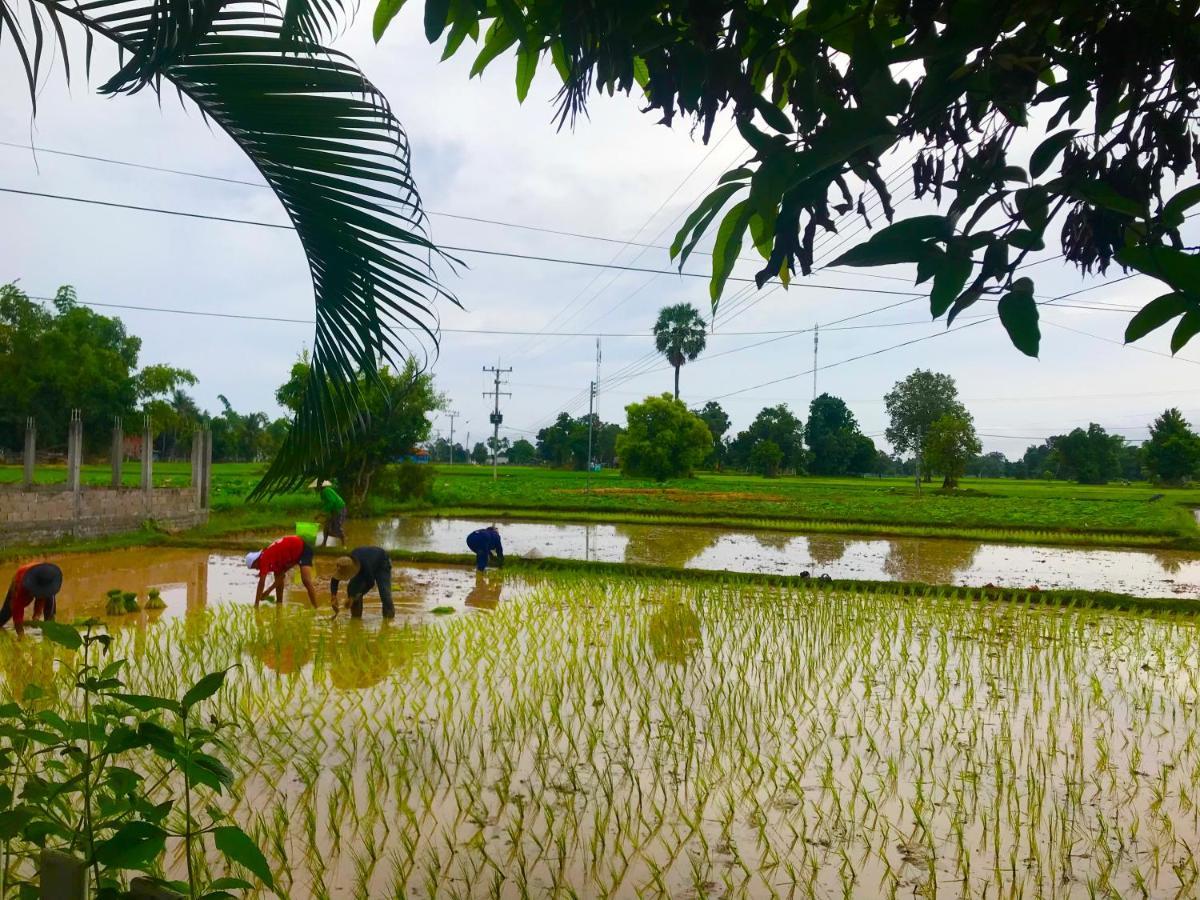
[309,479,331,489]
[22,563,62,598]
[333,556,361,581]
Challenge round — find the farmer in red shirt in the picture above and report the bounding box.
[1,562,63,636]
[245,536,319,608]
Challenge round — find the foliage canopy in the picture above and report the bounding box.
[617,394,712,481]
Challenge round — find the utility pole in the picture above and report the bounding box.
[482,365,512,481]
[586,338,601,494]
[812,323,819,402]
[446,410,460,464]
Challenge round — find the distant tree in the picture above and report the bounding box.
[471,442,489,465]
[617,394,712,481]
[807,393,869,476]
[653,304,707,400]
[884,370,968,484]
[508,438,536,465]
[1021,440,1056,480]
[871,450,897,478]
[729,404,806,474]
[693,401,731,469]
[276,357,442,505]
[1144,408,1200,484]
[848,434,878,475]
[536,413,621,469]
[748,440,783,478]
[925,413,982,488]
[971,451,1011,479]
[1051,424,1123,485]
[486,436,511,459]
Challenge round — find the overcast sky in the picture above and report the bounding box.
[2,12,1198,457]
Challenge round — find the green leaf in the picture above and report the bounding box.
[181,670,229,714]
[187,754,235,793]
[93,821,167,870]
[1029,129,1078,178]
[670,182,744,265]
[112,694,181,716]
[469,19,517,78]
[1072,182,1143,217]
[423,0,451,41]
[38,622,80,651]
[1171,310,1200,354]
[515,44,538,103]
[371,0,408,42]
[1124,292,1191,342]
[930,256,973,318]
[1162,185,1200,228]
[632,56,649,90]
[753,95,793,135]
[1115,246,1200,293]
[829,215,951,268]
[208,877,254,891]
[213,826,276,890]
[998,281,1040,357]
[709,200,753,303]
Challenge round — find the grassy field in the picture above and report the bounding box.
[5,462,1199,549]
[2,570,1197,897]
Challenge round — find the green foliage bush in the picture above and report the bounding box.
[377,461,435,502]
[749,440,784,478]
[616,394,712,481]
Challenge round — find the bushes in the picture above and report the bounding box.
[616,394,712,481]
[376,461,435,502]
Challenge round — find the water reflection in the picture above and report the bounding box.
[647,601,702,665]
[806,535,849,567]
[618,524,721,568]
[883,539,979,585]
[465,573,503,611]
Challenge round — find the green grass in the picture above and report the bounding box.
[6,462,1199,551]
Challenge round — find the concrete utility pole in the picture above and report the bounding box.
[446,411,460,464]
[482,365,512,481]
[812,324,819,402]
[586,337,602,494]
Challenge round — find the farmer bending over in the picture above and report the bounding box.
[331,546,394,618]
[1,562,62,636]
[466,526,504,572]
[246,535,319,607]
[313,479,347,547]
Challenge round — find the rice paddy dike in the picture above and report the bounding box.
[2,549,1199,898]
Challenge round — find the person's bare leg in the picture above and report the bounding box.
[300,566,318,607]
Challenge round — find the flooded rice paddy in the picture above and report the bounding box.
[346,516,1200,598]
[1,561,1198,898]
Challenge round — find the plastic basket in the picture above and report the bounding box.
[295,521,319,544]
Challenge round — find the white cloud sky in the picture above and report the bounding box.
[2,11,1198,457]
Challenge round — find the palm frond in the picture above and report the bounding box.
[9,0,457,495]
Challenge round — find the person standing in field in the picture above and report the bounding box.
[330,547,394,618]
[246,535,319,607]
[466,525,504,572]
[1,562,63,636]
[312,479,347,547]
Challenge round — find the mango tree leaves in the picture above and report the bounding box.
[997,278,1040,358]
[1029,130,1078,178]
[1124,292,1194,343]
[829,216,951,268]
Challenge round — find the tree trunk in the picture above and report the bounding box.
[673,365,681,400]
[942,475,956,489]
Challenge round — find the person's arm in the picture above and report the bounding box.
[494,535,504,567]
[11,592,25,636]
[330,577,341,612]
[254,571,270,607]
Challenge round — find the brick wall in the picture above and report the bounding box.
[0,486,208,547]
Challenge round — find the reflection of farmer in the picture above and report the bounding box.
[331,547,394,618]
[246,536,319,608]
[464,572,502,611]
[312,480,347,547]
[1,562,62,636]
[466,526,504,571]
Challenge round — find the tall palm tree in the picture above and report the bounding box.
[3,0,455,495]
[653,303,707,400]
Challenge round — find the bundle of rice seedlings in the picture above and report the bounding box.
[105,588,125,616]
[122,591,140,613]
[145,588,167,611]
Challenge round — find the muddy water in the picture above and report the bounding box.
[345,515,1200,597]
[0,548,520,624]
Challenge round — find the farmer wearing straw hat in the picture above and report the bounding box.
[246,535,319,608]
[1,561,63,636]
[311,479,347,547]
[330,546,394,618]
[466,525,504,572]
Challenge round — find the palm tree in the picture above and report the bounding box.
[4,0,455,496]
[653,303,708,400]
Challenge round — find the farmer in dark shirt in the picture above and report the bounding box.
[466,526,504,572]
[331,546,394,618]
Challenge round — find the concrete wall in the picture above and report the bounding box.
[0,486,208,547]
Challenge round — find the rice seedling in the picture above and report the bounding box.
[3,562,1199,897]
[121,590,140,613]
[104,588,125,616]
[145,587,167,610]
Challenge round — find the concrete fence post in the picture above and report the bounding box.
[141,415,153,496]
[66,410,82,494]
[111,416,123,488]
[191,428,202,508]
[22,416,35,488]
[39,848,86,899]
[201,428,212,510]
